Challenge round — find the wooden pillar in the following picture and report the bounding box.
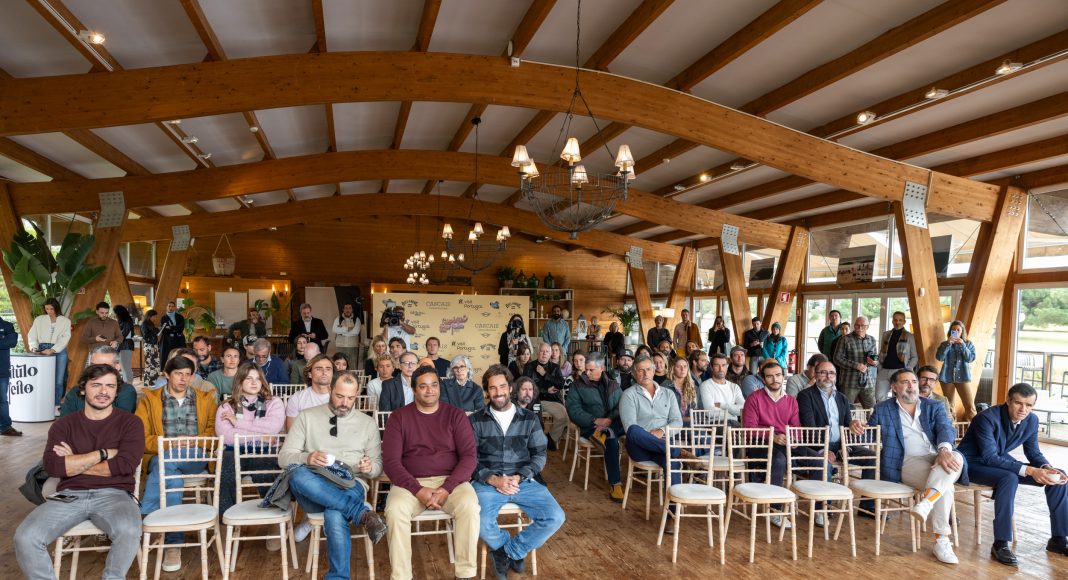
[0,184,35,343]
[663,247,698,330]
[995,246,1019,405]
[955,186,1027,405]
[894,201,944,369]
[66,212,130,385]
[629,264,655,344]
[762,226,808,330]
[718,244,752,345]
[107,252,135,310]
[153,247,189,314]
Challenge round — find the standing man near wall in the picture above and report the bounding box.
[876,311,918,403]
[333,303,362,365]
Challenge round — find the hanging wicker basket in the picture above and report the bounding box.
[182,241,199,276]
[212,234,236,276]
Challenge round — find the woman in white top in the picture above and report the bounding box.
[27,298,72,409]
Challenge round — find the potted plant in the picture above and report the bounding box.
[252,291,293,333]
[602,305,640,342]
[175,298,219,341]
[497,266,516,288]
[2,222,106,321]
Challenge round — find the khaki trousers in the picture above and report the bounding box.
[541,401,569,444]
[899,451,964,536]
[385,476,480,580]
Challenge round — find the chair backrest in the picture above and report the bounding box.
[157,436,224,509]
[133,460,143,499]
[690,408,729,455]
[354,394,374,413]
[839,425,881,485]
[785,426,830,484]
[726,426,775,485]
[271,383,306,399]
[953,421,969,444]
[233,433,286,504]
[375,410,392,435]
[664,426,716,486]
[850,408,872,423]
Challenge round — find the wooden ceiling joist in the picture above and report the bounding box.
[0,52,1000,221]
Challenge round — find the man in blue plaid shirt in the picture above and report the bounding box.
[470,365,565,580]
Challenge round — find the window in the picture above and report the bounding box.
[695,247,722,290]
[927,213,981,277]
[744,246,780,289]
[122,241,156,278]
[804,298,827,361]
[695,298,719,341]
[627,262,676,295]
[1014,287,1068,440]
[808,218,893,283]
[1023,189,1068,270]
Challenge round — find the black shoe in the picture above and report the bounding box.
[1,426,22,436]
[1047,537,1068,556]
[991,545,1018,566]
[490,546,510,580]
[360,511,387,545]
[547,437,558,452]
[855,510,876,520]
[510,556,526,574]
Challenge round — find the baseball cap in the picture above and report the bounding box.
[730,345,747,356]
[619,348,634,360]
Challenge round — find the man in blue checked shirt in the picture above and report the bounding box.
[470,365,565,580]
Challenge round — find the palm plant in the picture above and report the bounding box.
[602,305,640,336]
[2,222,105,321]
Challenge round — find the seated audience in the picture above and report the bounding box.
[331,352,350,373]
[566,350,587,387]
[761,322,788,368]
[441,355,486,414]
[215,363,285,515]
[366,354,394,403]
[665,356,698,427]
[471,365,565,579]
[227,308,266,347]
[611,348,635,390]
[725,346,752,386]
[289,302,329,350]
[15,364,144,580]
[698,353,745,426]
[917,364,954,417]
[365,337,388,379]
[383,365,479,580]
[550,342,572,377]
[388,337,407,367]
[620,355,684,487]
[507,343,532,382]
[136,355,218,572]
[192,335,221,380]
[278,372,387,579]
[868,368,964,564]
[379,351,419,412]
[566,352,624,502]
[525,342,569,451]
[786,354,827,397]
[206,345,243,400]
[288,336,312,384]
[60,345,137,416]
[513,375,546,449]
[651,351,670,384]
[689,349,711,385]
[426,336,451,378]
[957,382,1068,567]
[285,354,335,431]
[252,338,289,386]
[498,314,533,368]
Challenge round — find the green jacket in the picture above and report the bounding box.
[566,373,622,437]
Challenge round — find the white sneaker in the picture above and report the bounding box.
[162,548,182,572]
[814,513,826,528]
[771,516,792,529]
[294,520,313,542]
[910,499,934,524]
[265,537,281,552]
[933,536,959,564]
[54,406,61,417]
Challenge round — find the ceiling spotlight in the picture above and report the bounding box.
[699,174,710,182]
[78,30,105,45]
[995,60,1022,75]
[268,226,277,231]
[243,196,254,205]
[730,161,749,171]
[662,158,671,164]
[249,126,259,133]
[181,136,198,144]
[197,152,212,160]
[673,184,686,192]
[856,111,877,124]
[924,87,949,99]
[165,119,181,125]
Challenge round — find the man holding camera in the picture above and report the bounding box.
[833,315,877,409]
[380,304,416,352]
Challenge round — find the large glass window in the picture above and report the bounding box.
[744,246,780,289]
[695,247,722,290]
[928,213,981,277]
[1023,188,1068,270]
[831,297,854,324]
[859,297,883,337]
[1014,286,1068,440]
[695,298,719,341]
[804,298,827,361]
[808,218,893,283]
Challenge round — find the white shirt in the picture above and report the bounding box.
[332,316,362,348]
[366,378,385,401]
[386,325,412,350]
[698,378,745,419]
[490,404,518,435]
[401,376,414,405]
[896,399,949,458]
[286,387,330,418]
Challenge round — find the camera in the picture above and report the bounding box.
[381,307,402,328]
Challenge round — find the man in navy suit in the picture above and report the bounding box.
[957,382,1067,566]
[868,368,965,564]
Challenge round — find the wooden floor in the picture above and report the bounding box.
[2,421,1067,579]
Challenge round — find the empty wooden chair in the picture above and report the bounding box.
[840,426,917,556]
[656,426,727,564]
[724,426,798,563]
[785,426,856,558]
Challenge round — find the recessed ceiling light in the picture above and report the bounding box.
[924,87,949,99]
[995,60,1022,75]
[856,111,877,124]
[165,119,181,125]
[699,174,710,182]
[78,30,105,45]
[268,226,277,231]
[249,126,259,133]
[181,136,198,144]
[662,158,671,164]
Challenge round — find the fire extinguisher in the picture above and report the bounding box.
[788,349,797,374]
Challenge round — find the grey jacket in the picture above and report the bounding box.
[879,328,918,370]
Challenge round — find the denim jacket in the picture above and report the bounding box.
[935,340,976,383]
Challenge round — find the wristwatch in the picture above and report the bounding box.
[99,449,109,462]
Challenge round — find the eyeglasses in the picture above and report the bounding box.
[329,415,338,437]
[815,370,837,376]
[400,361,418,367]
[854,324,868,329]
[453,365,467,370]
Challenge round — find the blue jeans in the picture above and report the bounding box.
[0,378,11,430]
[53,349,68,406]
[141,449,207,545]
[472,480,565,560]
[625,425,681,486]
[288,466,371,580]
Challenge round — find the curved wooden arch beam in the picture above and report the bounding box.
[0,52,998,220]
[9,149,791,248]
[120,193,684,265]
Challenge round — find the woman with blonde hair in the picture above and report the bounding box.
[666,357,698,426]
[935,320,977,420]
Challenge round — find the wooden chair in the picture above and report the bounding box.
[560,420,578,462]
[478,503,538,578]
[568,423,605,490]
[305,509,377,579]
[270,383,305,402]
[53,462,143,580]
[221,434,297,580]
[840,426,918,556]
[724,426,798,563]
[691,409,735,489]
[371,411,393,507]
[850,408,873,423]
[354,394,374,414]
[139,436,225,580]
[656,426,727,564]
[621,453,664,520]
[785,426,856,558]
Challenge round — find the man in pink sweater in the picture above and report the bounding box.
[383,364,479,580]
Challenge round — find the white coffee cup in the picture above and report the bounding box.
[324,453,336,466]
[1050,472,1065,483]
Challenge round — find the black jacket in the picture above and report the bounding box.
[377,376,410,412]
[524,360,566,403]
[289,317,329,349]
[797,385,854,451]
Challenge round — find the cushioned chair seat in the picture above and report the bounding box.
[733,482,796,501]
[577,437,594,447]
[63,520,104,535]
[668,483,727,502]
[499,503,522,512]
[710,456,742,470]
[143,504,217,528]
[633,460,661,470]
[849,479,914,497]
[792,480,853,499]
[222,500,289,522]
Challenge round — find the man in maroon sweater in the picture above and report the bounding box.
[15,364,145,580]
[383,364,479,580]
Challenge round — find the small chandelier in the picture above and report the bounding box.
[512,0,632,240]
[403,250,430,285]
[442,117,510,273]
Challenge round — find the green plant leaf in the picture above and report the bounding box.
[71,308,97,323]
[66,265,106,294]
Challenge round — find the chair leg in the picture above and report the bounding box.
[718,504,726,565]
[621,461,633,511]
[479,541,487,580]
[645,472,653,520]
[951,500,960,547]
[569,442,580,482]
[671,504,682,563]
[200,528,209,580]
[874,500,882,556]
[973,489,983,545]
[153,535,163,580]
[213,524,225,575]
[847,499,856,558]
[306,526,319,576]
[583,448,592,490]
[364,535,376,580]
[707,505,714,547]
[53,536,64,579]
[657,502,670,545]
[139,533,151,580]
[288,520,299,570]
[222,526,234,580]
[749,503,758,563]
[278,523,289,580]
[807,500,816,558]
[790,503,798,561]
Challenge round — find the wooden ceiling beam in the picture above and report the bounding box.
[121,193,683,264]
[611,221,663,237]
[26,0,119,72]
[393,0,441,194]
[311,0,328,52]
[9,149,791,247]
[584,0,675,71]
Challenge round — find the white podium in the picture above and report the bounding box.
[9,353,56,422]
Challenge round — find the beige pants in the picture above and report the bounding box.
[541,401,569,444]
[899,451,964,536]
[385,476,480,580]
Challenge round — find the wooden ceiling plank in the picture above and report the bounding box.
[63,128,149,175]
[611,221,663,237]
[584,0,675,71]
[511,0,557,58]
[179,0,226,60]
[0,137,83,180]
[414,0,443,52]
[311,0,327,52]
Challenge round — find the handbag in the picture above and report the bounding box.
[19,461,49,505]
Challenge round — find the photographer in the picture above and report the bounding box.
[498,314,532,367]
[379,303,415,349]
[832,315,877,409]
